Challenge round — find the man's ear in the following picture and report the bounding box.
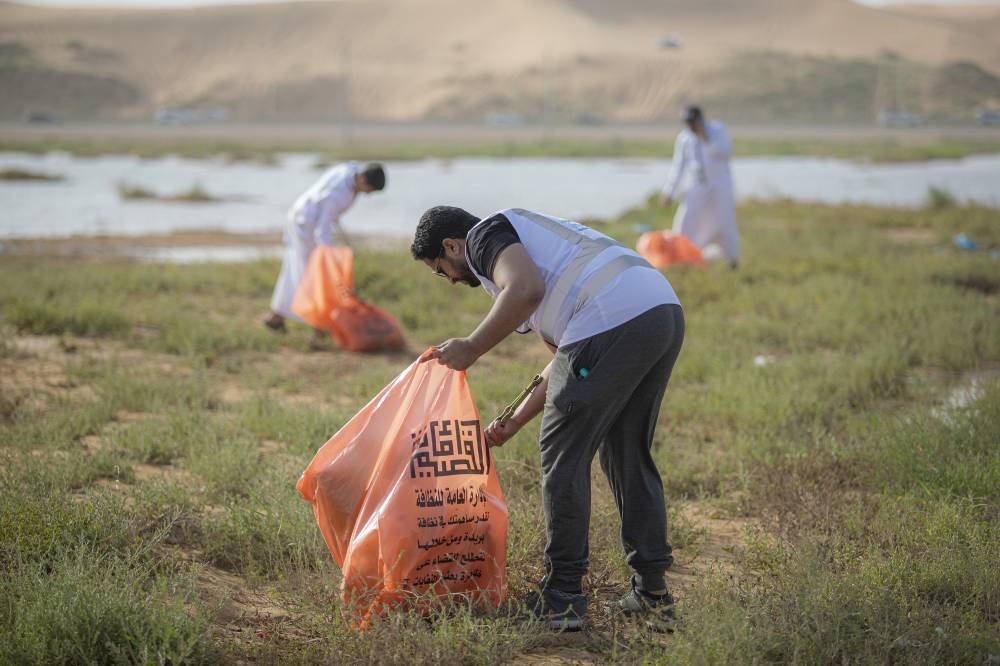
[442,238,463,257]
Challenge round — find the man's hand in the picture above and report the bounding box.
[333,221,353,249]
[485,416,522,448]
[660,194,673,207]
[422,337,481,371]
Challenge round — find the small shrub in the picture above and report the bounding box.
[925,185,957,210]
[0,548,217,665]
[118,181,223,203]
[117,181,157,200]
[0,168,63,182]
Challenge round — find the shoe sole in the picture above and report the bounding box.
[546,617,585,632]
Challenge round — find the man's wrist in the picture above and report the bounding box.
[464,336,489,357]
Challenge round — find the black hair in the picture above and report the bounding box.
[410,206,480,260]
[684,105,703,123]
[360,163,386,191]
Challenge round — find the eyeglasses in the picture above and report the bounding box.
[432,250,448,279]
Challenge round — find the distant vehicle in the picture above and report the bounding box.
[155,107,197,124]
[878,110,921,128]
[23,110,62,124]
[574,112,604,126]
[486,112,525,127]
[657,35,682,50]
[198,107,229,122]
[154,107,229,124]
[976,109,1000,126]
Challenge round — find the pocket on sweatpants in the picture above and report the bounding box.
[548,342,601,416]
[547,352,582,416]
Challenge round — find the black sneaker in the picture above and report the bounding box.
[524,587,588,631]
[613,582,676,632]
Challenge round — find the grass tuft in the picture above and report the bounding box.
[0,167,64,181]
[118,181,226,203]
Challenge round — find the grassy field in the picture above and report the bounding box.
[1,197,999,664]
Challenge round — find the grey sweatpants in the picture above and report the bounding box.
[539,303,684,595]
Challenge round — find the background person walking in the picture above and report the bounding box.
[661,105,740,268]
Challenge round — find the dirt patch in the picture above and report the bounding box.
[885,227,937,245]
[752,451,864,539]
[132,462,193,484]
[258,439,283,455]
[219,383,254,405]
[1,335,95,413]
[7,333,183,373]
[0,334,194,425]
[79,434,103,454]
[668,504,750,594]
[196,563,291,624]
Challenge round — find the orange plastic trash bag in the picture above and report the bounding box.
[291,245,405,352]
[636,231,706,269]
[296,353,508,624]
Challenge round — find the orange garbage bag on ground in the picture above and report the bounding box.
[296,352,508,624]
[636,231,706,269]
[291,246,405,352]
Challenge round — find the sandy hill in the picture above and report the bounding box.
[1,0,998,122]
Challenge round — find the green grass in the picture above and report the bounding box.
[1,198,998,663]
[0,536,217,665]
[4,133,1000,164]
[0,167,63,181]
[6,300,129,337]
[926,185,959,210]
[117,181,226,202]
[733,137,1000,164]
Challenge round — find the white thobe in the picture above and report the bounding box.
[661,120,740,264]
[270,162,359,322]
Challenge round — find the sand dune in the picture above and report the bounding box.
[1,0,997,121]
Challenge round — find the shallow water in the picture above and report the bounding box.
[1,152,998,241]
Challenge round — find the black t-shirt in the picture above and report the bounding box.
[465,213,521,282]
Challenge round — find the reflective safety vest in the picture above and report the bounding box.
[466,208,680,347]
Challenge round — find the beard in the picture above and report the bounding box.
[444,256,481,287]
[457,269,481,288]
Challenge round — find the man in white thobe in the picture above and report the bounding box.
[660,106,740,267]
[265,162,386,332]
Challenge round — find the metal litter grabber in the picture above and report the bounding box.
[496,374,543,426]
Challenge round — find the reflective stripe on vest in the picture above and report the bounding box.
[507,209,653,345]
